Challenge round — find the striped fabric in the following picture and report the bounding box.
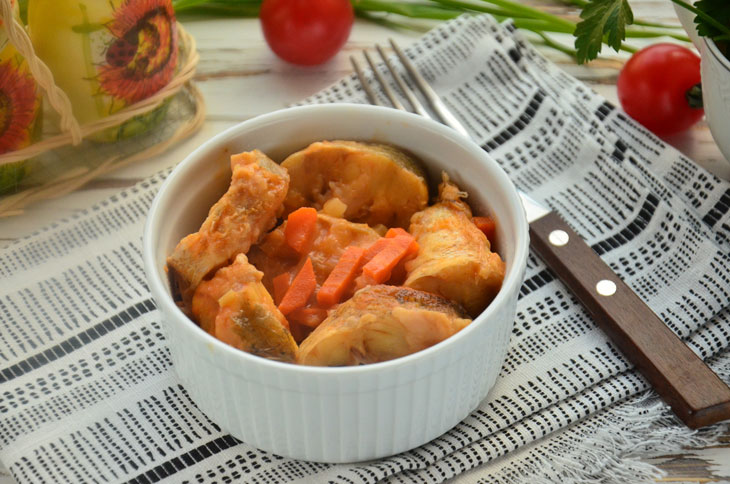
[2,15,729,484]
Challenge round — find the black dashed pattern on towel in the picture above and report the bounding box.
[1,15,730,484]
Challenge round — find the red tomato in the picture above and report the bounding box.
[617,43,704,137]
[260,0,354,66]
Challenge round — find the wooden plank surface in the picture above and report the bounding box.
[1,1,729,482]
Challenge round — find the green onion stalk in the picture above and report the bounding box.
[172,0,693,62]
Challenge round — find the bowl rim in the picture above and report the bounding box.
[143,103,529,376]
[703,36,730,72]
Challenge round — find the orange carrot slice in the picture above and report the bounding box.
[285,207,318,253]
[362,234,417,284]
[385,227,409,238]
[278,257,317,315]
[317,246,366,307]
[385,227,419,257]
[473,216,496,243]
[361,238,391,265]
[272,272,291,306]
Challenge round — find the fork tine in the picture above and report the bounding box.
[350,56,383,106]
[388,39,470,138]
[375,44,432,120]
[363,50,406,111]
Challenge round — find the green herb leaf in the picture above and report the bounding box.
[693,0,730,40]
[574,0,634,64]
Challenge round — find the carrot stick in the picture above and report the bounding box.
[385,227,409,238]
[278,257,317,315]
[285,207,318,253]
[361,237,391,265]
[473,216,497,243]
[385,227,419,257]
[317,246,366,307]
[362,234,417,284]
[272,272,291,306]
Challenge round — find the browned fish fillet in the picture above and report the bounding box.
[193,253,297,362]
[281,140,428,228]
[167,150,289,304]
[297,285,471,366]
[404,174,505,317]
[192,253,262,335]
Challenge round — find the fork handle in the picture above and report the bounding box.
[529,211,730,428]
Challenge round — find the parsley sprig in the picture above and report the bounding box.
[687,0,730,42]
[574,0,730,63]
[574,0,633,63]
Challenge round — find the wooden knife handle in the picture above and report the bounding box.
[529,211,730,428]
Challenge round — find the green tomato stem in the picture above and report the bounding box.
[686,83,704,109]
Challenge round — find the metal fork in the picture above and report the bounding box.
[350,40,730,429]
[350,39,468,139]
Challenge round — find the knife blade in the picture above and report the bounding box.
[520,191,730,428]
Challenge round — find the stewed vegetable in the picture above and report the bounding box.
[169,141,506,365]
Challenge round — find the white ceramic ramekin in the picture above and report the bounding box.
[143,104,529,463]
[673,3,700,48]
[673,4,730,163]
[700,38,730,163]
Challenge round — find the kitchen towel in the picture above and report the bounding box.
[1,14,729,484]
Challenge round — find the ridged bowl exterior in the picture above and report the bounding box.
[672,3,700,47]
[701,38,730,164]
[144,104,529,463]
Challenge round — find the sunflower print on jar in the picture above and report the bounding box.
[28,0,177,141]
[0,0,42,195]
[99,0,177,104]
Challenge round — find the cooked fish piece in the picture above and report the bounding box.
[249,212,381,298]
[192,253,262,335]
[297,285,471,366]
[168,150,289,304]
[404,174,505,317]
[193,253,297,362]
[281,140,428,228]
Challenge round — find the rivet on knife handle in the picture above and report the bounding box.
[529,210,730,429]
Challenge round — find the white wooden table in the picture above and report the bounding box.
[1,4,729,482]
